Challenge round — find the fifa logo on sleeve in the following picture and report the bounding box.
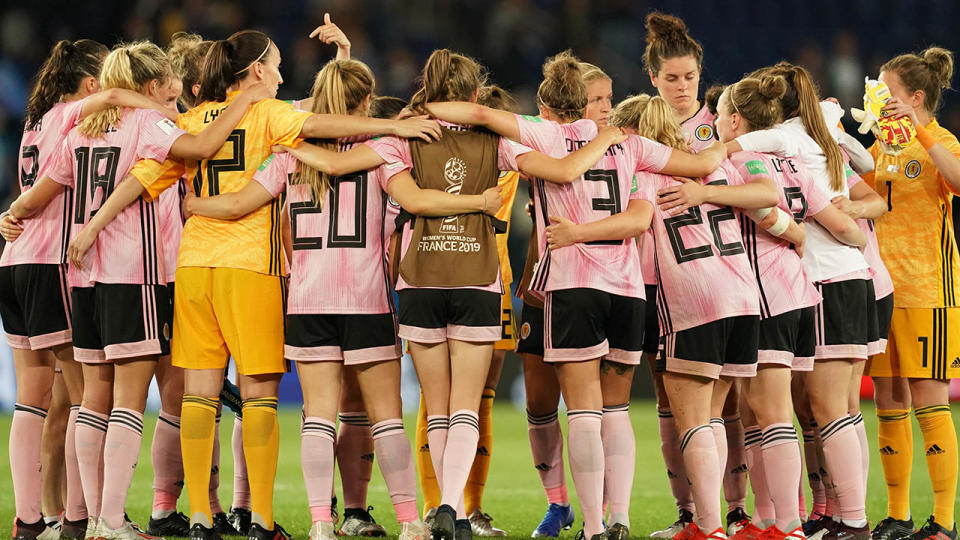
[440,157,467,234]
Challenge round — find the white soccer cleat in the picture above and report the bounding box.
[99,521,162,540]
[308,521,336,540]
[399,520,430,540]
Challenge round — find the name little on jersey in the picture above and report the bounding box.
[419,234,481,253]
[566,138,625,157]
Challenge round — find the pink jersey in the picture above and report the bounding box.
[3,99,88,267]
[650,160,761,334]
[681,105,718,153]
[254,143,404,314]
[514,116,669,298]
[730,151,827,318]
[48,109,185,287]
[157,179,188,284]
[365,127,530,293]
[846,168,894,299]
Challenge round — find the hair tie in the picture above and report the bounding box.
[234,39,272,76]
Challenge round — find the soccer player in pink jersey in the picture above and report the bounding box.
[7,41,270,540]
[729,62,876,540]
[714,76,867,540]
[0,38,204,540]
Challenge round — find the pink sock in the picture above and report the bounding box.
[819,416,866,524]
[761,424,802,531]
[232,416,250,510]
[801,428,826,515]
[601,404,634,526]
[567,410,604,537]
[723,415,747,512]
[302,417,336,523]
[850,413,869,495]
[797,439,808,521]
[426,415,449,486]
[371,419,418,523]
[337,412,374,509]
[65,405,87,521]
[208,414,222,514]
[659,409,694,513]
[527,409,568,504]
[75,408,108,517]
[152,410,183,511]
[440,410,480,517]
[100,408,145,530]
[710,418,728,511]
[11,404,47,522]
[682,424,722,531]
[744,426,774,524]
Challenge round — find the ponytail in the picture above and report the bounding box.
[721,74,787,131]
[295,59,375,205]
[25,39,108,128]
[197,30,272,103]
[409,49,484,114]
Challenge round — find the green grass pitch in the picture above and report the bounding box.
[1,402,955,539]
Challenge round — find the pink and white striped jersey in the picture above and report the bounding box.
[157,179,188,284]
[730,151,827,318]
[650,160,761,334]
[253,143,403,314]
[3,99,88,267]
[515,115,668,298]
[47,108,185,287]
[364,127,530,293]
[845,167,894,299]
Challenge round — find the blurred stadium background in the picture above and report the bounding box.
[2,0,960,409]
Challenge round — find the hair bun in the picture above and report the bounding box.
[704,84,726,115]
[922,46,954,89]
[645,12,688,43]
[758,74,788,100]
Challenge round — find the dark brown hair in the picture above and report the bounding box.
[642,12,704,75]
[370,96,407,119]
[198,30,272,103]
[722,74,788,131]
[478,84,518,112]
[26,39,109,128]
[537,50,587,122]
[881,46,954,113]
[409,49,485,113]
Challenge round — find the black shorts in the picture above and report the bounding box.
[544,288,645,364]
[758,307,816,371]
[643,284,662,354]
[516,304,544,357]
[664,315,759,379]
[285,312,400,365]
[869,293,895,356]
[814,278,872,360]
[397,288,501,343]
[0,264,71,350]
[71,283,171,363]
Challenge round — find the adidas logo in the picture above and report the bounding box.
[476,446,490,457]
[879,446,898,455]
[667,469,678,479]
[926,444,946,456]
[952,357,960,368]
[729,464,748,475]
[535,462,552,472]
[361,453,375,462]
[210,465,219,474]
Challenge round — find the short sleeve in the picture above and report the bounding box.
[47,137,76,187]
[630,171,658,202]
[496,137,533,171]
[733,154,771,184]
[632,135,673,173]
[736,129,796,157]
[133,159,186,202]
[844,163,863,190]
[719,160,746,186]
[514,114,563,154]
[262,99,313,148]
[365,136,412,181]
[252,153,293,199]
[138,110,187,163]
[61,98,88,129]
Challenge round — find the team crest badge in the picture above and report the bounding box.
[905,160,921,178]
[520,322,531,340]
[695,124,714,141]
[387,195,400,208]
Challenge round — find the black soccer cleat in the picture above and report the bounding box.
[147,512,190,537]
[803,513,835,538]
[823,522,871,540]
[212,513,241,537]
[573,529,605,540]
[908,516,958,540]
[606,523,629,540]
[247,522,290,540]
[188,523,222,540]
[431,505,457,540]
[455,519,472,540]
[59,517,89,540]
[872,517,915,540]
[12,518,58,540]
[228,509,252,537]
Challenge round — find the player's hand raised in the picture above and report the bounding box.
[657,176,706,215]
[546,215,580,250]
[0,213,23,243]
[309,13,352,59]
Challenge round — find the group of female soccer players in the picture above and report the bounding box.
[3,9,959,540]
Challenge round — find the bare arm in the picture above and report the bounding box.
[182,182,275,221]
[79,88,178,122]
[658,176,780,216]
[9,176,64,219]
[545,198,653,250]
[301,114,441,142]
[281,205,292,264]
[812,204,866,247]
[658,141,725,178]
[280,143,385,177]
[169,83,274,160]
[424,102,522,142]
[833,181,886,220]
[66,174,148,267]
[515,126,626,184]
[386,171,501,216]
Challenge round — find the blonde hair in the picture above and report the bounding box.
[295,59,375,205]
[882,46,954,113]
[536,50,587,122]
[579,61,611,84]
[79,41,170,138]
[409,49,484,113]
[719,74,787,131]
[611,94,689,152]
[167,32,212,108]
